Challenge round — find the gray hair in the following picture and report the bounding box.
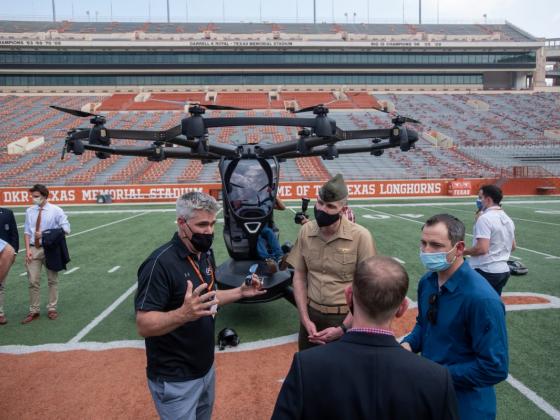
[176,191,220,221]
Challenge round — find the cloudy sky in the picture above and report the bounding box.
[3,0,559,38]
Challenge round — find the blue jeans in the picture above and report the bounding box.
[147,365,215,420]
[256,226,283,261]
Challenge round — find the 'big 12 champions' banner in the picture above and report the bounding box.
[0,180,449,206]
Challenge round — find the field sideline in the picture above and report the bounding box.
[1,196,559,419]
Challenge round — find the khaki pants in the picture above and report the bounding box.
[26,246,59,314]
[298,305,347,351]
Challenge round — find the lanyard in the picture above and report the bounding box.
[186,255,215,291]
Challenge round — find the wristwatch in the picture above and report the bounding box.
[339,323,348,333]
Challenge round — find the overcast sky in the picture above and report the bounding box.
[2,0,559,38]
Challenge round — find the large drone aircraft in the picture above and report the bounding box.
[51,100,420,305]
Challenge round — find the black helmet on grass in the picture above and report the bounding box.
[218,327,240,350]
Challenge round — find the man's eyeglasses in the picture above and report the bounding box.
[427,293,439,325]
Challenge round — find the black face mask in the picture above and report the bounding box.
[314,206,340,227]
[185,223,214,253]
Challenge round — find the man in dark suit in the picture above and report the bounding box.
[272,256,459,420]
[0,207,19,253]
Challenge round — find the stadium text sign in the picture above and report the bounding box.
[0,180,448,205]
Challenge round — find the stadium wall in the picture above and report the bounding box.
[1,178,558,206]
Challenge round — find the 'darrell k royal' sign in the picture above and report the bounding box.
[0,180,451,206]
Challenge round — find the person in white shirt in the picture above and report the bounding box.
[0,238,16,325]
[464,185,516,295]
[22,184,71,324]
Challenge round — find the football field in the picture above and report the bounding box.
[1,196,559,419]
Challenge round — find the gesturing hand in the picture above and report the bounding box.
[179,281,219,323]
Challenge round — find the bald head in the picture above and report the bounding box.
[353,256,409,322]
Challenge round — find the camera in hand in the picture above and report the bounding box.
[294,197,310,225]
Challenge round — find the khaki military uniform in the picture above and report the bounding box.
[288,216,376,349]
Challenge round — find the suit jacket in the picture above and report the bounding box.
[41,228,70,272]
[272,332,459,420]
[0,208,19,253]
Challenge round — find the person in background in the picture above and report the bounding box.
[402,213,508,420]
[464,185,516,295]
[0,207,19,253]
[22,184,70,324]
[0,239,16,325]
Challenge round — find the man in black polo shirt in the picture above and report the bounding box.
[135,191,265,420]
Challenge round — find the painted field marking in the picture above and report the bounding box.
[67,282,138,344]
[358,207,560,259]
[288,199,560,211]
[108,266,120,273]
[363,214,390,220]
[63,267,80,275]
[19,272,26,277]
[16,212,150,254]
[392,257,406,264]
[14,209,174,216]
[507,375,560,419]
[431,205,560,227]
[398,214,424,218]
[535,210,560,215]
[65,212,149,240]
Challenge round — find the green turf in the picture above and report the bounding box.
[2,196,559,416]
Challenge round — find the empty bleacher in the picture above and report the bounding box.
[1,91,559,186]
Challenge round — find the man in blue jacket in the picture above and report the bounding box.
[402,213,509,420]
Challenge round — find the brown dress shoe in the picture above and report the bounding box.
[48,311,58,320]
[21,313,40,324]
[0,315,7,325]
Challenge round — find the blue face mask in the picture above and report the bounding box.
[419,245,457,272]
[475,198,483,211]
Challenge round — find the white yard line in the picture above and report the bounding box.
[287,199,560,210]
[67,283,138,344]
[431,205,560,227]
[108,266,121,273]
[63,267,80,275]
[392,257,406,264]
[358,207,560,259]
[507,375,560,419]
[16,212,150,253]
[14,209,174,216]
[65,212,150,239]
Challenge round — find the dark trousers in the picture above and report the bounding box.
[475,269,510,296]
[298,305,346,351]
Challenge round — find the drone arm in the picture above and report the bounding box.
[335,128,393,140]
[203,117,317,129]
[83,144,222,159]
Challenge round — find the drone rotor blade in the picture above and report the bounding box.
[403,116,421,124]
[203,104,250,111]
[292,104,319,114]
[50,105,99,118]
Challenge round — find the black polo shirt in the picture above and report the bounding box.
[135,232,217,382]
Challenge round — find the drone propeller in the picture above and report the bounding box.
[288,99,339,114]
[368,105,421,124]
[149,98,250,111]
[50,105,102,118]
